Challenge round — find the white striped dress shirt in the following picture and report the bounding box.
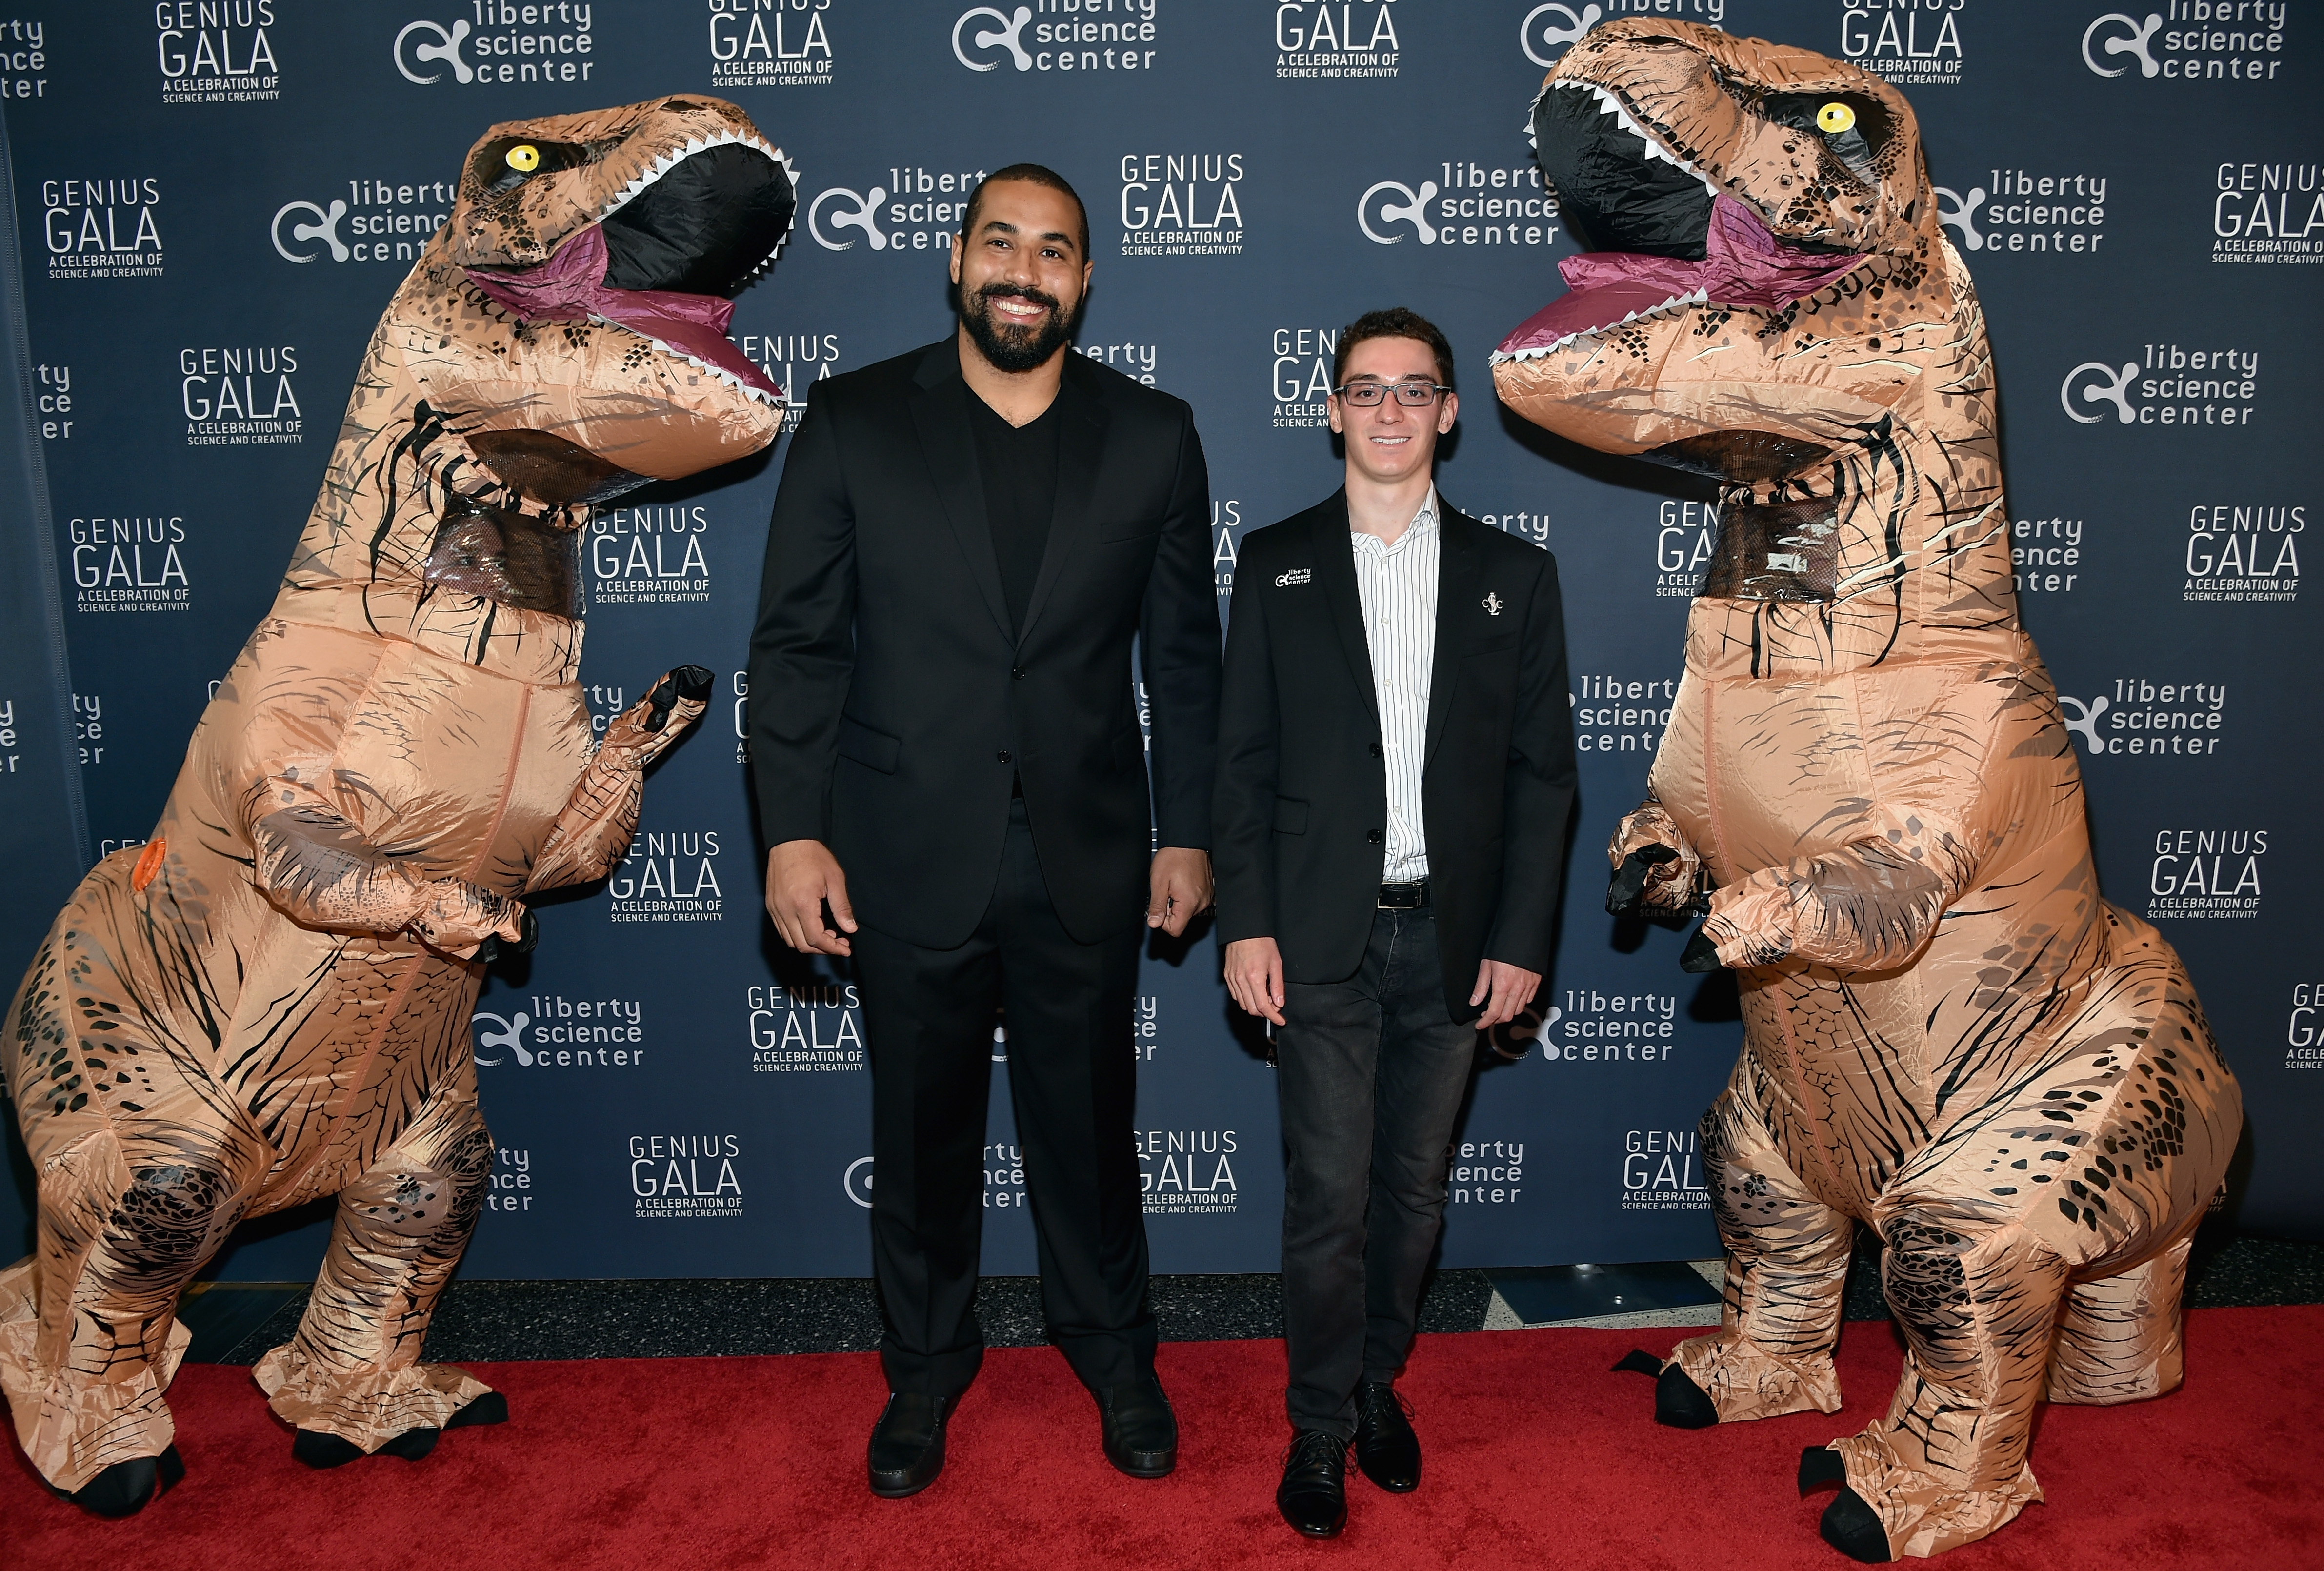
[1350,488,1439,881]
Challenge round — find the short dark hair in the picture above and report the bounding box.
[960,163,1090,260]
[1333,307,1456,393]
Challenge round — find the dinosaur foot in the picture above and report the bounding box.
[293,1389,509,1470]
[1820,1486,1894,1563]
[1799,1445,1847,1493]
[51,1443,186,1519]
[1611,1348,1719,1429]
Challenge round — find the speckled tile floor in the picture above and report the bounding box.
[182,1224,2323,1365]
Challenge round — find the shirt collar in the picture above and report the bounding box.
[1350,486,1440,555]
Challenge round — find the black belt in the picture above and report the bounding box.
[1378,879,1430,910]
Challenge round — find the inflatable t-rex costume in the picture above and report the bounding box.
[1494,21,2239,1562]
[0,95,795,1515]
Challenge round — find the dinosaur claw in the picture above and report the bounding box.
[1679,925,1723,973]
[1607,843,1680,915]
[641,665,714,733]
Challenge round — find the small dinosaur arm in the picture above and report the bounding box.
[244,666,709,952]
[0,96,794,1508]
[1497,21,2235,1563]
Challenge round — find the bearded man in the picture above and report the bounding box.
[749,165,1220,1498]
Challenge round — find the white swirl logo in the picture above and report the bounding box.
[1521,2,1602,67]
[2082,12,2162,77]
[808,185,889,251]
[394,18,474,84]
[1936,185,1986,252]
[1358,179,1439,245]
[272,198,349,263]
[472,1010,533,1067]
[844,1155,876,1207]
[953,5,1033,71]
[2059,695,2111,752]
[1487,1002,1553,1062]
[2062,360,2140,424]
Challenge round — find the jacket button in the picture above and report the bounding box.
[1369,742,1383,758]
[1367,829,1383,845]
[997,750,1013,764]
[1011,666,1026,680]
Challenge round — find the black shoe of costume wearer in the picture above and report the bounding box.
[1613,1348,1721,1429]
[292,1390,510,1470]
[1353,1381,1421,1492]
[55,1443,185,1518]
[1097,1377,1178,1478]
[1277,1429,1350,1538]
[867,1392,953,1499]
[1821,1487,1894,1561]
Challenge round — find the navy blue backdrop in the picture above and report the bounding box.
[0,1,2316,1281]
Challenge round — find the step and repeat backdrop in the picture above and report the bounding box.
[0,2,2316,1279]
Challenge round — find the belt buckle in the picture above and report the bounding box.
[1378,880,1426,910]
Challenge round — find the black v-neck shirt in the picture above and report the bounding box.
[967,389,1063,638]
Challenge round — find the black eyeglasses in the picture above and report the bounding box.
[1334,381,1451,407]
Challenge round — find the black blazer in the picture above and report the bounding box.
[1213,493,1576,1021]
[748,340,1220,949]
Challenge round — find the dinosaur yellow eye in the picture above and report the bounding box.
[505,144,540,173]
[1816,102,1856,135]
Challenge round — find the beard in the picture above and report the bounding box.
[959,279,1077,372]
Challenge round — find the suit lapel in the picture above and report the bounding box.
[907,343,1013,643]
[1424,509,1481,766]
[1312,492,1378,720]
[1015,358,1109,647]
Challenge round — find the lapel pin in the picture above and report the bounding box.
[1483,591,1504,616]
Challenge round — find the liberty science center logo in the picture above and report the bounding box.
[2083,8,2289,82]
[952,3,1161,75]
[394,6,599,89]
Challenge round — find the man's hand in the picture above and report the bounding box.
[1470,959,1542,1031]
[1147,846,1214,937]
[764,839,858,956]
[1224,936,1286,1027]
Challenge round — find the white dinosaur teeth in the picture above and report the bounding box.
[594,139,798,222]
[1487,287,1710,364]
[589,315,785,406]
[1546,78,1724,202]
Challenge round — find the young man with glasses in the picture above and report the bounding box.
[1212,307,1576,1538]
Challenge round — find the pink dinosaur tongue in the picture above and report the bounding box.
[1497,195,1866,355]
[463,225,783,399]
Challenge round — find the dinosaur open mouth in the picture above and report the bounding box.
[464,133,799,406]
[599,136,797,297]
[1494,79,1863,363]
[1532,77,1722,261]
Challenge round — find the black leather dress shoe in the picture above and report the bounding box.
[1354,1381,1421,1492]
[867,1392,953,1499]
[1277,1429,1350,1538]
[1097,1378,1178,1478]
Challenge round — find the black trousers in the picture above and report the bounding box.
[1277,906,1475,1437]
[851,796,1156,1400]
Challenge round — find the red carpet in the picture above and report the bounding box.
[4,1307,2320,1571]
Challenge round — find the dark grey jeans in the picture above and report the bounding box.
[1277,906,1476,1437]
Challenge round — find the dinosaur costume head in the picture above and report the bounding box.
[1497,19,2008,669]
[291,94,795,636]
[1496,18,1958,489]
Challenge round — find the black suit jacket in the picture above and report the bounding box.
[1213,493,1576,1021]
[748,340,1220,949]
